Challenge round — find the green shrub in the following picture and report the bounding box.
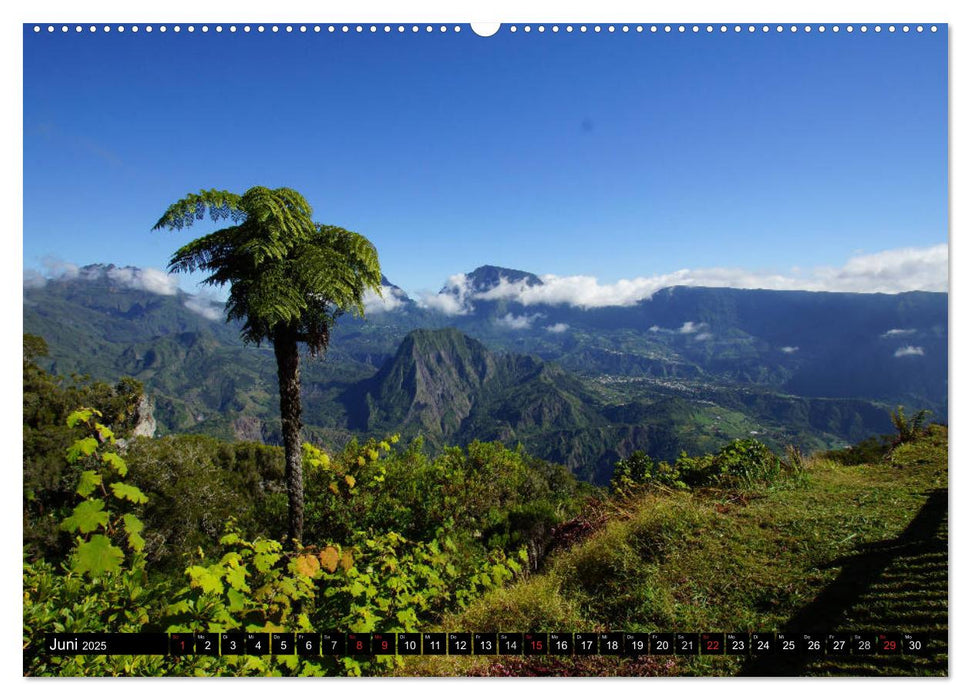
[611,440,791,492]
[24,341,144,563]
[704,439,782,488]
[23,408,173,676]
[124,435,286,569]
[25,413,532,677]
[890,405,932,447]
[823,434,895,466]
[302,437,583,560]
[610,451,687,493]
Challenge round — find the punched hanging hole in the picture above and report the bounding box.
[471,23,501,37]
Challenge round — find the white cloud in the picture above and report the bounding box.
[40,257,79,280]
[27,260,232,324]
[781,346,799,354]
[679,321,705,334]
[23,269,46,289]
[139,269,179,295]
[545,323,570,333]
[894,345,925,358]
[183,293,224,321]
[495,312,542,330]
[646,320,711,336]
[421,292,471,316]
[106,266,179,295]
[489,273,672,308]
[31,259,180,295]
[428,244,947,312]
[882,328,917,338]
[418,273,474,316]
[823,245,947,294]
[363,285,410,314]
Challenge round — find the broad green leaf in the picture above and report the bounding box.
[351,608,378,633]
[122,514,145,552]
[166,600,192,616]
[186,565,224,595]
[279,578,298,598]
[252,539,279,554]
[76,470,102,497]
[226,587,247,612]
[220,532,242,546]
[225,563,250,592]
[74,534,124,577]
[253,553,279,573]
[61,499,108,534]
[101,452,128,476]
[66,437,99,463]
[110,482,148,504]
[66,408,97,428]
[220,552,243,567]
[94,422,115,443]
[396,608,418,626]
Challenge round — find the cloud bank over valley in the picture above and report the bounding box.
[25,243,947,323]
[416,244,947,315]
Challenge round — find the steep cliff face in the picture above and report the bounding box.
[360,328,500,441]
[356,329,611,465]
[131,394,157,438]
[232,415,265,442]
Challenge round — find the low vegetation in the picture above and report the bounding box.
[23,341,947,677]
[401,427,947,677]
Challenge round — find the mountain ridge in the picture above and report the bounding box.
[23,263,945,484]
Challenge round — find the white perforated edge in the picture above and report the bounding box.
[30,23,941,35]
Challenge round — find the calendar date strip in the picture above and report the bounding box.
[42,631,938,657]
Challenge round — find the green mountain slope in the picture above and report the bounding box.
[347,328,896,484]
[24,268,924,484]
[401,426,948,677]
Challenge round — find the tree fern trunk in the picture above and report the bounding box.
[274,325,304,547]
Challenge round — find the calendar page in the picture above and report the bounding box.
[22,12,948,680]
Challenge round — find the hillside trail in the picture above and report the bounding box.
[740,487,948,676]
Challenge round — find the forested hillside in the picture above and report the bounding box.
[24,266,943,483]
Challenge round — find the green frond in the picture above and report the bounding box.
[167,226,240,275]
[152,189,244,231]
[227,264,307,328]
[156,186,382,354]
[314,225,383,312]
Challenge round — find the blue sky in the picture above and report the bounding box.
[23,24,947,299]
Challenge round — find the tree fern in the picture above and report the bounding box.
[154,186,383,545]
